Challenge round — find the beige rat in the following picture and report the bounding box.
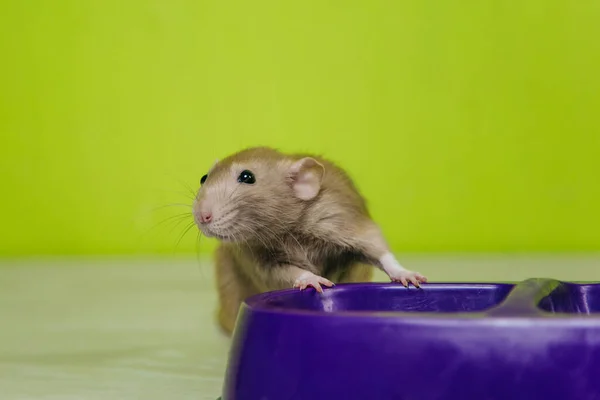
[193,147,427,334]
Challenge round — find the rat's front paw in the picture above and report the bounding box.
[293,273,334,293]
[389,270,427,288]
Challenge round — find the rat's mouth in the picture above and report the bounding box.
[208,232,231,240]
[197,225,234,242]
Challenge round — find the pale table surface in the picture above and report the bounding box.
[1,254,599,399]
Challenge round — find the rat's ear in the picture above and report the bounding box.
[288,157,325,200]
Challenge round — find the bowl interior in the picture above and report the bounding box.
[538,283,600,314]
[248,283,515,314]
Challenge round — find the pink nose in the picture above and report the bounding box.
[199,211,212,224]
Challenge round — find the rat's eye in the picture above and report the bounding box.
[237,170,256,184]
[200,174,208,185]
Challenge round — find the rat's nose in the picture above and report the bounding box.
[200,211,212,224]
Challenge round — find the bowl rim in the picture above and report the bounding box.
[240,281,600,323]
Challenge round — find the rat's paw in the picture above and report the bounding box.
[389,270,427,288]
[294,274,335,293]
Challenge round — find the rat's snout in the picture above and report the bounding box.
[193,184,238,239]
[199,211,212,224]
[193,195,217,229]
[193,199,212,225]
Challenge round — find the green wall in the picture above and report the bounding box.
[1,1,598,256]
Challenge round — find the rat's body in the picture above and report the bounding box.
[193,147,426,334]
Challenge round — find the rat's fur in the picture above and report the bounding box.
[193,147,426,335]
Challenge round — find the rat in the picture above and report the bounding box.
[193,147,427,334]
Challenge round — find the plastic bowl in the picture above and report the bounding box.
[220,279,600,400]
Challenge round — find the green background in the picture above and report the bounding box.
[1,0,598,256]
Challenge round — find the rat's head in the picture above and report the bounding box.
[193,147,324,242]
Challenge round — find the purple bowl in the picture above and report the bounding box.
[220,279,600,400]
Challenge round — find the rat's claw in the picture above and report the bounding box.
[318,277,335,288]
[389,270,427,288]
[294,274,334,293]
[293,280,307,290]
